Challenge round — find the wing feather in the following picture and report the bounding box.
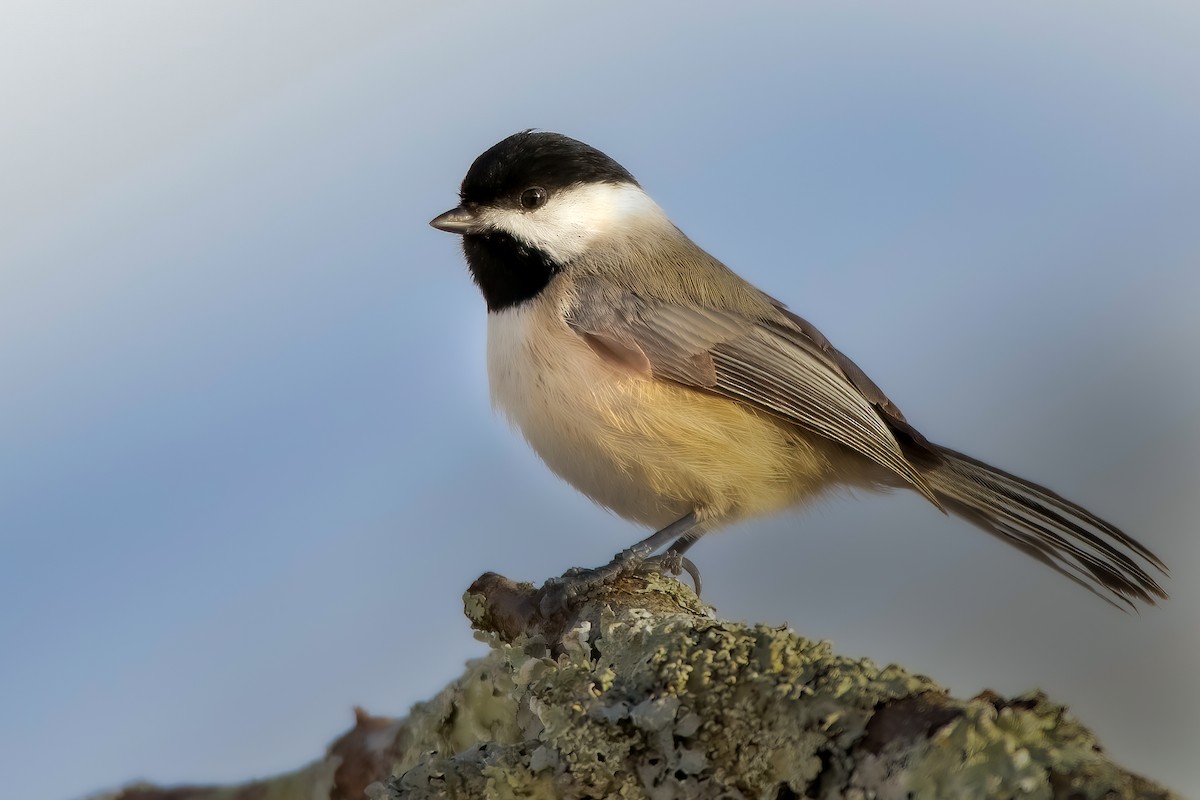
[565,285,938,502]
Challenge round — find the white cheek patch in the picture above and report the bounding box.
[482,182,665,264]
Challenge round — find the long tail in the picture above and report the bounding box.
[919,445,1168,609]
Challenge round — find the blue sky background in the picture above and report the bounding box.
[2,3,1197,798]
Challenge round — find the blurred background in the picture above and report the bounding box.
[1,2,1197,797]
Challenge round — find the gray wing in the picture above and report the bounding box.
[565,285,939,503]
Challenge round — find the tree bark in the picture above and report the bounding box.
[98,571,1177,800]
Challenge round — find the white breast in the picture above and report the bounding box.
[486,302,680,527]
[485,297,840,531]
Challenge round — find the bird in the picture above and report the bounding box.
[430,129,1167,609]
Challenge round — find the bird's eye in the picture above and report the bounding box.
[520,187,547,209]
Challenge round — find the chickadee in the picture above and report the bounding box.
[431,130,1167,608]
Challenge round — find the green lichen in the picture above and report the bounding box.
[389,651,525,777]
[394,597,940,798]
[904,693,1173,800]
[390,577,1174,799]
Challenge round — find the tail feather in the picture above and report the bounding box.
[921,445,1168,610]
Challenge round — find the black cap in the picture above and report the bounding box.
[459,130,638,207]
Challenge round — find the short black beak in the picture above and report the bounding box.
[430,206,481,235]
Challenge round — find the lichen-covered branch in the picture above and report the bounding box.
[98,571,1176,800]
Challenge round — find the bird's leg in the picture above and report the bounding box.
[541,513,706,613]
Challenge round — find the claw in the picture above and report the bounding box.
[644,552,703,594]
[536,513,709,613]
[679,557,702,595]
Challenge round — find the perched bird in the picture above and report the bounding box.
[430,130,1167,608]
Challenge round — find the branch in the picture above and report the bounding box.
[98,571,1177,800]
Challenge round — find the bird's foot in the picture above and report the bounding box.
[538,546,702,616]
